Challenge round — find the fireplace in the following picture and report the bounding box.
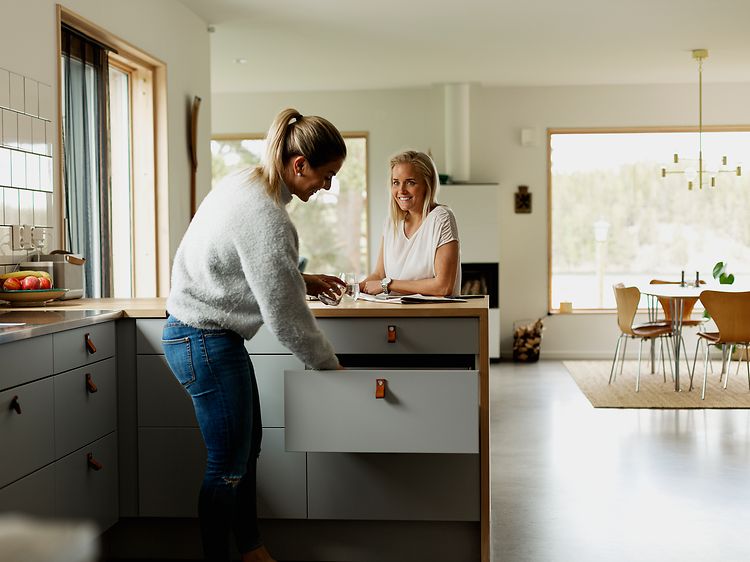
[461,262,498,309]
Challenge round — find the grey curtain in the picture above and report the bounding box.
[61,25,112,298]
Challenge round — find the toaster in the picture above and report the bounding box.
[20,252,85,299]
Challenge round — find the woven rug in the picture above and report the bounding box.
[563,360,750,408]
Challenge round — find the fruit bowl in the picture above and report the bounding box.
[0,288,69,304]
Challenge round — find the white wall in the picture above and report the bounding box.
[0,0,212,261]
[213,81,750,358]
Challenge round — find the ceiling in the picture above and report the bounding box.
[178,0,750,94]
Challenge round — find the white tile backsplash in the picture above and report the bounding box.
[9,73,24,113]
[24,78,38,117]
[4,187,19,224]
[45,121,54,156]
[17,114,32,151]
[33,191,52,227]
[38,83,52,121]
[11,151,25,188]
[26,154,40,190]
[32,118,45,154]
[40,157,53,192]
[2,109,18,148]
[0,148,9,187]
[0,67,55,262]
[0,70,9,110]
[19,189,33,224]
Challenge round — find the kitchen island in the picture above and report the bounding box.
[0,297,490,562]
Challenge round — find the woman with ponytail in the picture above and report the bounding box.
[162,108,347,562]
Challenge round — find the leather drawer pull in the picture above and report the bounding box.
[9,395,21,415]
[387,325,397,343]
[375,378,387,399]
[87,453,103,471]
[85,333,97,354]
[86,373,98,394]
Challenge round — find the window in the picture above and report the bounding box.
[549,128,750,311]
[211,136,369,276]
[59,7,165,298]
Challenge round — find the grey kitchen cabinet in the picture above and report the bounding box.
[0,321,118,532]
[134,319,307,519]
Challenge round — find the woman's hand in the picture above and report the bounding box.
[362,280,384,295]
[303,273,344,299]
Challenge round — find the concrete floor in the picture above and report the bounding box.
[491,361,750,562]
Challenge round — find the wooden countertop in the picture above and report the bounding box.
[2,296,489,319]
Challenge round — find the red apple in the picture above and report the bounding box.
[20,276,41,290]
[3,277,22,291]
[39,277,52,290]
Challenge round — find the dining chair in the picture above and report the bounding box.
[610,284,674,392]
[692,290,750,400]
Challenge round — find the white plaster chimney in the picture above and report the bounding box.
[443,83,470,182]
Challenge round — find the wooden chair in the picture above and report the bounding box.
[610,284,674,392]
[693,291,750,400]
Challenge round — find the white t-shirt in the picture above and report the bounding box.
[382,205,461,296]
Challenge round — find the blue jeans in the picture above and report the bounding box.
[162,315,263,561]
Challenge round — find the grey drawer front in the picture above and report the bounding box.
[0,463,55,518]
[138,427,206,517]
[285,369,478,453]
[53,322,115,373]
[54,357,117,458]
[0,379,54,488]
[137,355,196,427]
[308,453,479,521]
[55,431,118,532]
[0,335,53,391]
[136,318,166,354]
[317,318,478,354]
[254,355,303,428]
[245,325,291,354]
[257,428,307,519]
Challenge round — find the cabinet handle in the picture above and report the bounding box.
[85,373,98,394]
[375,378,387,399]
[87,453,103,471]
[387,325,397,343]
[9,395,21,415]
[85,333,97,354]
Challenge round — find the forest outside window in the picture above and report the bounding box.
[549,129,750,311]
[211,135,369,277]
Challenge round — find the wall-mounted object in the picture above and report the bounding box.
[189,96,201,219]
[520,128,536,147]
[515,186,532,214]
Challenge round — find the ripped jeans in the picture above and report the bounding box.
[162,315,263,561]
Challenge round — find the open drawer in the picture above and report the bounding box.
[284,369,478,454]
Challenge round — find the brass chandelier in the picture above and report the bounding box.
[661,49,742,190]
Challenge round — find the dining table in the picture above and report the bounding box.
[639,282,748,391]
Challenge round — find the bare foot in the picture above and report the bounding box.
[241,544,277,562]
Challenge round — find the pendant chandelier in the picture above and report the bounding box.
[660,49,742,190]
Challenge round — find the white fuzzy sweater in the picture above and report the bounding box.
[166,169,339,370]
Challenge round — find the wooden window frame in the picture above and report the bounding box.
[57,5,169,296]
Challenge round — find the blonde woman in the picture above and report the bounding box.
[361,150,461,297]
[163,108,346,562]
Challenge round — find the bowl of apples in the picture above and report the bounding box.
[0,271,68,304]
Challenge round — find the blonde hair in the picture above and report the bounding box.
[388,150,440,229]
[252,108,347,205]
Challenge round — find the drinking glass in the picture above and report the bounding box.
[340,272,360,301]
[318,284,344,306]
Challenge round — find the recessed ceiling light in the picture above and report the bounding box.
[234,58,248,64]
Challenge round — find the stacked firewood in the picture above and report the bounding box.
[513,318,544,362]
